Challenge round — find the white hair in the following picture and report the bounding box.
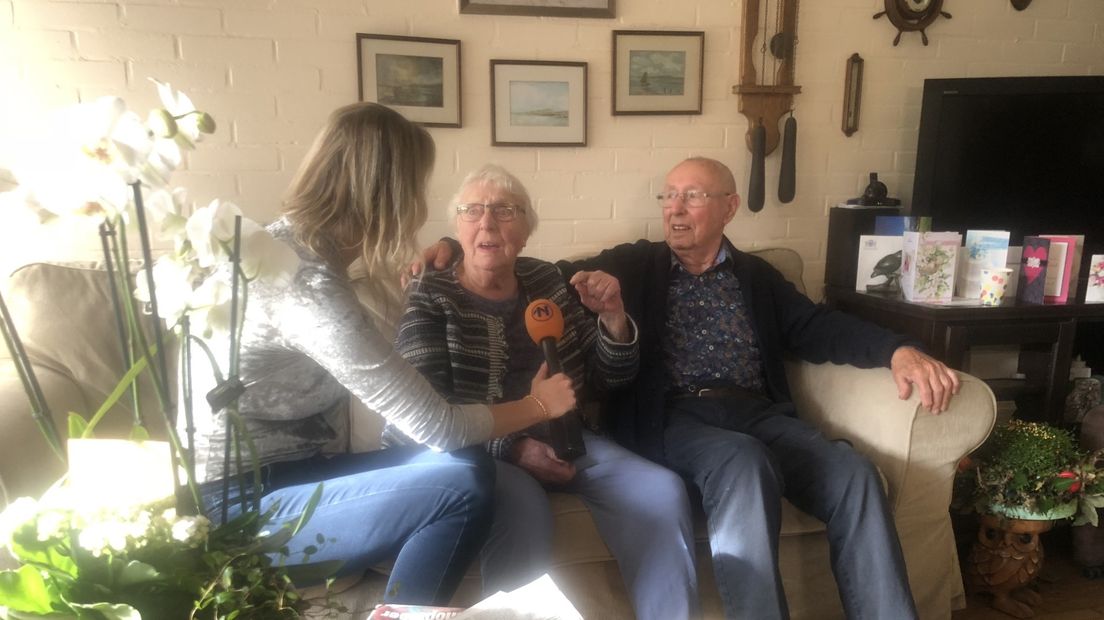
[449,164,539,233]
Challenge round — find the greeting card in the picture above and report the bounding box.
[1016,236,1050,305]
[901,231,961,303]
[1040,235,1076,304]
[957,230,1011,299]
[1087,254,1104,303]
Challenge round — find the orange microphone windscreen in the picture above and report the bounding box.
[525,299,565,345]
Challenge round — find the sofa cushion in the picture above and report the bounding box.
[2,262,167,438]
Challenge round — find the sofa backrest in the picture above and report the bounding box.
[2,262,169,440]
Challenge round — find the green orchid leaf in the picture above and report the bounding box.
[289,483,323,538]
[0,565,56,612]
[67,413,88,439]
[1088,494,1104,508]
[83,346,156,438]
[127,425,150,442]
[68,601,141,620]
[114,560,162,587]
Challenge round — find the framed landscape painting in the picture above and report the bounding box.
[357,33,461,127]
[459,0,614,18]
[612,30,704,115]
[490,60,587,147]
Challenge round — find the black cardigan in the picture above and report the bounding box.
[559,238,910,463]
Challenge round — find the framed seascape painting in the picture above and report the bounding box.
[612,30,704,115]
[459,0,614,18]
[490,60,587,147]
[356,33,461,127]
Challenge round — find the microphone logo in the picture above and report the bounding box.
[530,302,554,321]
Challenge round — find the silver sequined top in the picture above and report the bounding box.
[188,219,494,483]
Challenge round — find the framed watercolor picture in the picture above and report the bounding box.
[612,30,704,115]
[490,60,587,147]
[356,33,461,127]
[459,0,614,18]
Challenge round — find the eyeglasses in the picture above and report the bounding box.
[656,190,731,208]
[456,202,525,222]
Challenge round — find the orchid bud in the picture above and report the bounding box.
[194,112,216,134]
[147,109,178,138]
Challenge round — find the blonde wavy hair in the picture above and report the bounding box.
[283,103,434,312]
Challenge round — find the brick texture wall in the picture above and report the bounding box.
[1,0,1102,296]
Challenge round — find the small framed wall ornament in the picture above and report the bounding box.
[612,30,704,115]
[356,33,461,127]
[491,60,587,147]
[459,0,614,19]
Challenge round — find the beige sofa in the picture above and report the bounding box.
[0,251,997,619]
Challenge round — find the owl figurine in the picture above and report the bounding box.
[965,514,1050,618]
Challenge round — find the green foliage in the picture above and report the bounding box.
[0,487,340,620]
[961,419,1104,524]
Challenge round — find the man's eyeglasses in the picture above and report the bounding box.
[656,190,731,208]
[456,202,525,222]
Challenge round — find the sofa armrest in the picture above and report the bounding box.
[785,360,995,511]
[0,362,90,499]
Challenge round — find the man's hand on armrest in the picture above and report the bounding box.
[890,346,961,414]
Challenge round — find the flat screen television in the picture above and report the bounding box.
[909,75,1104,287]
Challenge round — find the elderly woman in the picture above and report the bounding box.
[388,165,698,619]
[189,105,576,606]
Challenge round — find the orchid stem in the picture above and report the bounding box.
[0,288,65,462]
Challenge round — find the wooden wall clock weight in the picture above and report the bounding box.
[732,0,800,211]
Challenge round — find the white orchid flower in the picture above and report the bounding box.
[143,187,189,243]
[12,96,168,223]
[185,199,243,268]
[153,79,215,148]
[188,270,235,339]
[135,255,202,326]
[239,220,300,285]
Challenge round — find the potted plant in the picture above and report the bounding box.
[963,419,1104,523]
[956,419,1104,617]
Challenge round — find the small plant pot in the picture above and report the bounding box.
[989,501,1078,521]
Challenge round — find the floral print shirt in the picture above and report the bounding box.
[663,247,765,394]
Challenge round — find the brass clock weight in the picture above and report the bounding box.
[733,0,800,212]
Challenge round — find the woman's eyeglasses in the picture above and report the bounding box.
[456,203,525,222]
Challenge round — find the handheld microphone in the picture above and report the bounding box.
[524,299,586,461]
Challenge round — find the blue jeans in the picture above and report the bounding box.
[662,395,917,620]
[480,431,699,620]
[202,446,495,606]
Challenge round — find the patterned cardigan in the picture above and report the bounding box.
[385,257,639,459]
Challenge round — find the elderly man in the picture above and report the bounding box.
[427,156,959,619]
[565,157,959,619]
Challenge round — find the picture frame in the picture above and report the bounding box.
[459,0,614,19]
[490,60,587,147]
[356,33,461,128]
[612,30,704,115]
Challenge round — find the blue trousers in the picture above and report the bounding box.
[662,395,918,620]
[203,446,495,606]
[481,431,699,620]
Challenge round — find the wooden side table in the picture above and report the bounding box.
[824,287,1104,425]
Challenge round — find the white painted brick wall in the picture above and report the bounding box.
[1,0,1103,297]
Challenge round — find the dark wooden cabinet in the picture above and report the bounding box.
[824,286,1104,425]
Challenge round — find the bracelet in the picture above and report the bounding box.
[524,394,550,419]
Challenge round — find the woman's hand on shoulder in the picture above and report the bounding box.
[569,270,630,341]
[529,361,576,418]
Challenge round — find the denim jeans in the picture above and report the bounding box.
[662,395,918,620]
[479,431,699,619]
[201,445,495,606]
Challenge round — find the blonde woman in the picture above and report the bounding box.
[191,103,575,605]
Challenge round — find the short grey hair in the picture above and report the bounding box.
[449,164,539,233]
